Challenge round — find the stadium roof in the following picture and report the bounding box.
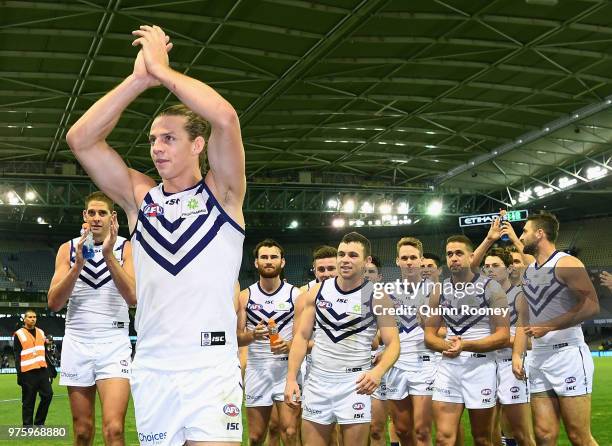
[1,0,612,229]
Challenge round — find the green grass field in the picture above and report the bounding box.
[0,358,610,445]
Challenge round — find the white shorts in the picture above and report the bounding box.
[59,334,132,386]
[432,353,497,409]
[528,343,593,396]
[385,354,437,400]
[300,354,312,386]
[131,358,243,446]
[496,358,529,405]
[245,360,290,407]
[302,370,371,425]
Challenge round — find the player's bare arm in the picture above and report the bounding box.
[293,288,315,352]
[424,289,453,353]
[48,237,87,312]
[132,25,246,225]
[102,213,136,306]
[357,293,399,395]
[512,293,529,380]
[236,289,267,347]
[471,217,502,268]
[284,285,317,407]
[66,49,167,228]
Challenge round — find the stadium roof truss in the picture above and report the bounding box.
[1,0,612,227]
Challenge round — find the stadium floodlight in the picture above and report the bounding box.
[367,220,373,226]
[397,201,409,214]
[342,199,355,213]
[518,190,532,203]
[327,198,339,210]
[426,200,443,216]
[7,191,21,205]
[25,190,36,201]
[379,202,392,214]
[288,220,299,229]
[332,218,345,228]
[36,217,47,225]
[534,186,553,197]
[558,177,578,189]
[375,219,382,226]
[586,166,607,180]
[359,201,373,214]
[355,220,365,227]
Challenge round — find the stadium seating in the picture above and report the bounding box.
[0,248,55,291]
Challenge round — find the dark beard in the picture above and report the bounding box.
[522,242,537,256]
[258,265,282,279]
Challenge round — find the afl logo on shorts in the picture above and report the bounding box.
[510,386,519,393]
[481,388,492,396]
[120,359,128,367]
[143,203,164,218]
[223,404,240,417]
[317,300,332,309]
[565,376,576,384]
[352,402,365,411]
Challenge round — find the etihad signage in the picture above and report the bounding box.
[459,210,528,228]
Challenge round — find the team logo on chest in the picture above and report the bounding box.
[182,196,208,218]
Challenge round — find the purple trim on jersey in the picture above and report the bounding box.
[161,179,204,197]
[534,250,559,270]
[201,181,245,235]
[78,274,113,289]
[81,265,108,279]
[333,276,368,295]
[256,281,284,297]
[315,281,375,343]
[134,215,226,276]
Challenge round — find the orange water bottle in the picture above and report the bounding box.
[268,319,279,348]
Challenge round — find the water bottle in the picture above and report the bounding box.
[268,319,279,350]
[500,214,510,242]
[81,224,95,260]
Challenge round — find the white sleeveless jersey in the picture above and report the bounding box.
[307,279,318,290]
[311,278,377,374]
[439,274,502,342]
[66,236,129,342]
[391,279,435,366]
[497,285,522,359]
[131,180,244,371]
[245,281,298,365]
[522,251,585,350]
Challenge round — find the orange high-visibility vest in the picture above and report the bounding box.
[15,327,47,372]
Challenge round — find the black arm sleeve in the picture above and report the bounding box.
[13,334,21,375]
